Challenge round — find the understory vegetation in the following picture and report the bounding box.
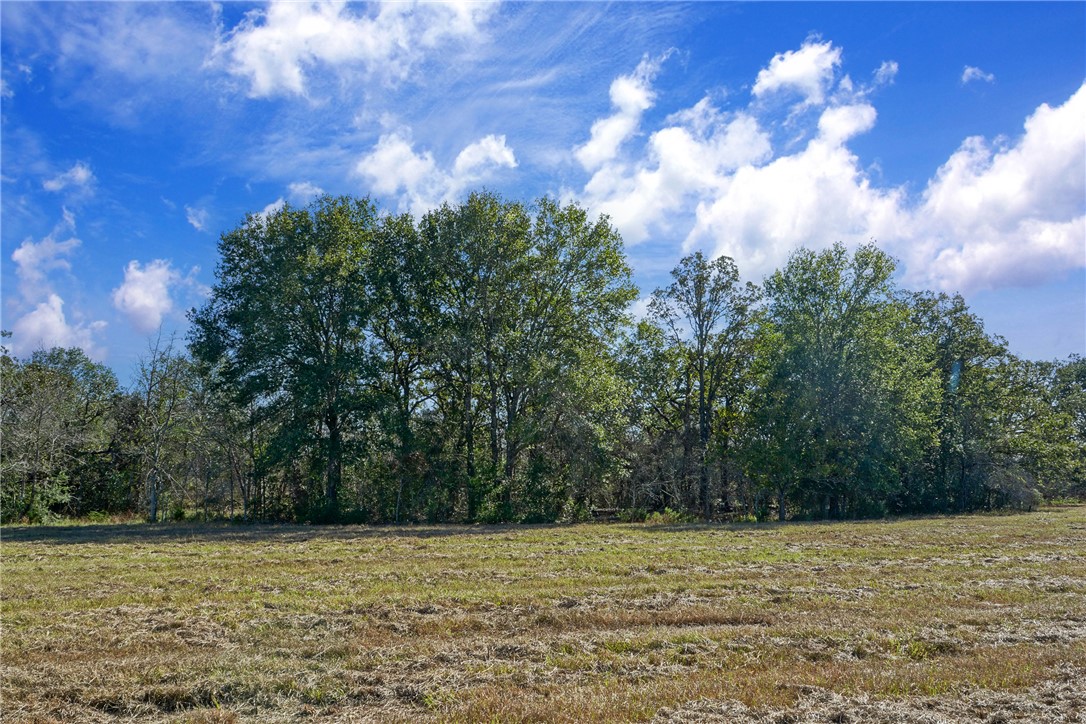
[2,192,1083,524]
[2,507,1084,721]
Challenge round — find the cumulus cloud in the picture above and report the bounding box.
[752,40,842,107]
[7,212,107,358]
[454,135,518,177]
[358,134,439,199]
[42,161,95,192]
[574,54,667,171]
[903,84,1086,292]
[111,259,182,334]
[11,234,81,296]
[216,0,496,97]
[572,43,1085,295]
[356,132,517,216]
[686,133,906,280]
[817,103,877,147]
[580,100,772,245]
[962,66,995,85]
[11,294,107,360]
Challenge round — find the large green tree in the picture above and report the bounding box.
[0,345,118,522]
[749,243,938,519]
[190,196,379,519]
[909,292,1010,511]
[420,192,636,520]
[648,252,760,518]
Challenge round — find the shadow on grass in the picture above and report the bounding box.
[0,520,574,545]
[3,505,1061,546]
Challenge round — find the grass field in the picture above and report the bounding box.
[2,507,1085,723]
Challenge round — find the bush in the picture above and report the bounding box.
[559,499,591,524]
[645,507,696,525]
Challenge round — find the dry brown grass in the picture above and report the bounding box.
[2,506,1084,722]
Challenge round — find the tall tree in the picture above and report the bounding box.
[909,292,1009,511]
[420,192,636,520]
[190,196,379,519]
[133,334,194,522]
[751,243,938,519]
[648,252,760,518]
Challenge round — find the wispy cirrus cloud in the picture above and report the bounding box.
[215,0,497,98]
[42,161,95,193]
[185,205,210,232]
[1,2,218,128]
[962,66,996,85]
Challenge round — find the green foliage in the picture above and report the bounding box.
[8,194,1083,526]
[1,345,118,523]
[740,243,942,520]
[644,507,696,525]
[190,196,382,518]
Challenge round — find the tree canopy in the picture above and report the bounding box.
[3,194,1081,524]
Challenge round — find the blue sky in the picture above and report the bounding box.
[2,2,1084,378]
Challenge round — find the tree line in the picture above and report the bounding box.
[3,192,1083,524]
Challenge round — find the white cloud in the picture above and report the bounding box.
[254,180,327,224]
[572,43,1085,295]
[574,54,666,171]
[11,294,107,360]
[357,133,439,199]
[454,135,518,177]
[288,181,325,203]
[258,198,286,221]
[903,84,1086,292]
[874,60,899,86]
[686,134,905,280]
[817,103,877,147]
[7,211,107,359]
[111,259,183,334]
[42,161,95,192]
[581,102,772,245]
[10,211,80,298]
[185,205,210,232]
[11,235,81,294]
[356,132,516,216]
[2,4,216,126]
[752,40,842,107]
[217,0,496,98]
[962,66,996,85]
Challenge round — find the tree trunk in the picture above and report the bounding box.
[463,366,477,521]
[325,411,341,519]
[148,469,159,523]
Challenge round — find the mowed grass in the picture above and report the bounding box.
[2,507,1085,722]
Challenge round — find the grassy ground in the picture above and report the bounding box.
[2,507,1084,723]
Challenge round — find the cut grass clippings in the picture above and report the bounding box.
[2,506,1084,722]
